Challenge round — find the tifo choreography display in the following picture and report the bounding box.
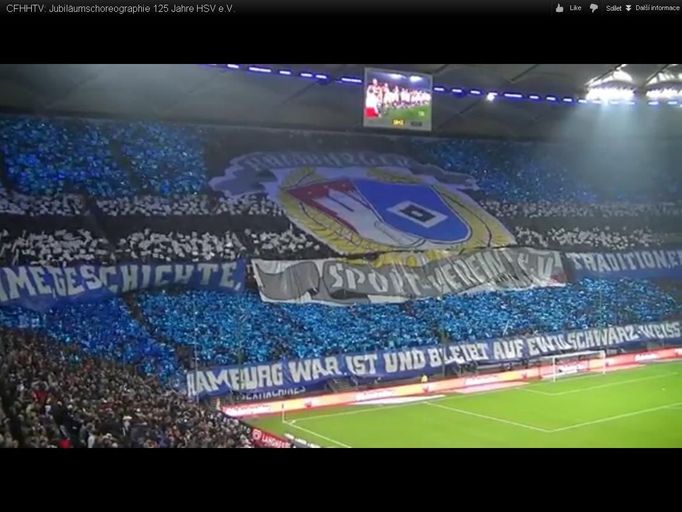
[0,262,245,311]
[187,320,682,398]
[0,112,681,448]
[252,247,566,305]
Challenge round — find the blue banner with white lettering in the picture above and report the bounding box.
[186,319,682,399]
[566,248,682,281]
[0,261,246,312]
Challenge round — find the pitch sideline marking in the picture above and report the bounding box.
[279,363,682,442]
[292,400,439,423]
[551,401,682,433]
[522,360,681,389]
[522,372,679,396]
[504,368,627,395]
[285,368,676,425]
[425,401,552,433]
[283,420,352,448]
[284,402,682,446]
[291,384,524,424]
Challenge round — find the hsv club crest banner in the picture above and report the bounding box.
[209,151,514,255]
[252,247,567,305]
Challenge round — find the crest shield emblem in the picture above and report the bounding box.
[287,178,471,249]
[208,151,515,255]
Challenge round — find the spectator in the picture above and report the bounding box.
[0,331,253,449]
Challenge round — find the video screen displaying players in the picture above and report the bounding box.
[363,68,432,132]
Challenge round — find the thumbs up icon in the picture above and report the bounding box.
[555,3,564,12]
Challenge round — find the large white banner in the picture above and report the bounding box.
[253,247,566,305]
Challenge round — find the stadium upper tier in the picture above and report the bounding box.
[0,116,681,265]
[0,114,680,202]
[0,114,680,387]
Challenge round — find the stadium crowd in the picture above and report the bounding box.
[0,114,680,262]
[0,114,680,203]
[0,225,335,265]
[414,138,682,203]
[0,229,113,266]
[115,229,243,263]
[0,116,206,197]
[213,195,285,217]
[0,114,681,448]
[97,195,212,217]
[95,194,286,218]
[513,226,666,251]
[1,277,678,382]
[480,200,682,220]
[1,223,675,266]
[241,227,327,259]
[136,279,681,367]
[0,191,86,216]
[0,330,253,448]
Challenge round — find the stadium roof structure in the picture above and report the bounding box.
[0,63,680,140]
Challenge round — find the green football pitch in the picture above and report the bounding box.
[252,361,682,447]
[383,105,431,122]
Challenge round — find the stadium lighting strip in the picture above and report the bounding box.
[203,64,682,108]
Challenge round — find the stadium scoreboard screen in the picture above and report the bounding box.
[363,68,433,132]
